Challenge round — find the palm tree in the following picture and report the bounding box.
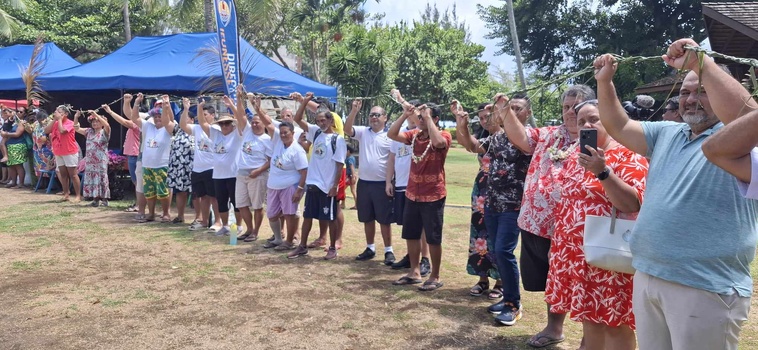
[121,0,168,42]
[0,0,29,39]
[175,0,215,32]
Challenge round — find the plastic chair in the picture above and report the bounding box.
[33,169,58,194]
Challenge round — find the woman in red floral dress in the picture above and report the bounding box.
[545,100,648,350]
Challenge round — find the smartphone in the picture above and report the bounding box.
[580,129,597,156]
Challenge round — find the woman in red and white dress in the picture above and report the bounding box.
[544,99,648,350]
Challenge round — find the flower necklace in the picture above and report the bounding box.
[546,132,577,162]
[411,131,433,164]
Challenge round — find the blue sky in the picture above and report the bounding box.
[363,0,518,76]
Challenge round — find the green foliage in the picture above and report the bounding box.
[478,0,707,99]
[0,0,168,61]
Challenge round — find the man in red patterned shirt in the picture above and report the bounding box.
[388,100,451,292]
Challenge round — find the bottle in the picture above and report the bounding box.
[230,227,237,246]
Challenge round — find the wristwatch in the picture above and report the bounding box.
[596,167,611,181]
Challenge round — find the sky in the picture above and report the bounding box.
[363,0,518,76]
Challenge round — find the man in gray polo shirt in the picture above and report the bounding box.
[594,38,758,350]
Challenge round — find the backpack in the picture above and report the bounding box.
[314,129,337,154]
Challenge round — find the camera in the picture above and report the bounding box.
[622,95,655,121]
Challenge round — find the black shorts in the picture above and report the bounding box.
[356,180,393,225]
[191,170,215,198]
[520,230,552,292]
[303,185,338,221]
[401,197,445,245]
[393,187,407,225]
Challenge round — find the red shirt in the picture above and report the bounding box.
[50,118,78,156]
[403,129,451,202]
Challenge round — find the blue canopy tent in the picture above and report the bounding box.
[0,43,80,99]
[40,33,337,99]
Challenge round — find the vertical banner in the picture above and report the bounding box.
[213,0,241,103]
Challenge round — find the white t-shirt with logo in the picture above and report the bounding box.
[390,127,414,188]
[189,124,218,173]
[210,127,243,179]
[304,124,347,193]
[238,124,271,173]
[141,120,171,168]
[266,127,308,190]
[352,125,392,181]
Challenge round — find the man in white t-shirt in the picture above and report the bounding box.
[288,93,347,260]
[385,100,431,275]
[345,99,395,265]
[180,99,223,232]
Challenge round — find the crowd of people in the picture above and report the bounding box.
[1,37,757,350]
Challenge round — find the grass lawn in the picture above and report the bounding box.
[0,146,757,349]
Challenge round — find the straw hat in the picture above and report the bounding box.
[212,115,236,124]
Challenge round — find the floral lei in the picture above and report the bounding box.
[546,132,577,162]
[411,131,433,164]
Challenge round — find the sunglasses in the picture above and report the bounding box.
[219,121,233,126]
[368,112,383,118]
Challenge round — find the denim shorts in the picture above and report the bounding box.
[127,155,138,184]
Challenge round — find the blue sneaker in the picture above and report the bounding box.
[495,302,522,326]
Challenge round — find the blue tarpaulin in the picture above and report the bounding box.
[41,33,337,99]
[0,43,80,97]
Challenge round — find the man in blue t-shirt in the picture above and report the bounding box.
[594,38,758,350]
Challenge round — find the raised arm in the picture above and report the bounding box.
[344,99,362,137]
[73,111,87,136]
[702,108,758,183]
[495,94,532,154]
[90,110,111,136]
[663,38,758,124]
[44,113,56,134]
[421,105,447,149]
[233,85,248,135]
[197,99,211,137]
[580,146,642,213]
[593,54,648,155]
[248,93,274,135]
[388,103,414,144]
[130,93,144,128]
[103,102,135,129]
[160,95,175,136]
[179,98,193,135]
[292,92,312,132]
[451,100,481,153]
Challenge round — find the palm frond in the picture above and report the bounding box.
[20,37,49,106]
[192,37,289,97]
[0,9,21,39]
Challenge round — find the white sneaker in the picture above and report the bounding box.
[237,226,245,236]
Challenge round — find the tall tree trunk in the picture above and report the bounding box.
[505,0,534,126]
[123,1,132,42]
[204,0,215,32]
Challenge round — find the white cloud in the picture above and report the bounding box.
[363,0,517,75]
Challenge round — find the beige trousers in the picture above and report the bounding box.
[633,271,750,350]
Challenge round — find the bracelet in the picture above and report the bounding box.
[297,185,304,190]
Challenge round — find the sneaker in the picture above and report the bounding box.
[237,226,244,237]
[488,301,506,315]
[391,254,411,269]
[188,220,203,231]
[215,227,231,236]
[287,245,309,259]
[355,248,376,261]
[324,247,338,260]
[384,251,396,266]
[420,257,431,277]
[495,303,522,326]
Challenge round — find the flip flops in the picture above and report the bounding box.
[526,334,565,348]
[392,276,422,285]
[418,280,444,291]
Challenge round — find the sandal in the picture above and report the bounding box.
[124,205,138,212]
[243,234,258,242]
[526,334,565,348]
[160,216,172,223]
[418,280,444,292]
[171,217,184,224]
[237,232,252,240]
[392,276,422,285]
[273,242,295,251]
[263,241,281,249]
[488,285,504,300]
[134,214,148,223]
[306,238,326,248]
[470,281,489,297]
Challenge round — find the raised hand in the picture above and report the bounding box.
[450,99,465,116]
[578,146,607,176]
[161,94,170,104]
[123,94,133,102]
[304,92,314,102]
[197,97,206,108]
[222,95,234,108]
[182,97,190,109]
[236,84,245,96]
[135,93,144,104]
[351,99,362,112]
[101,104,111,112]
[493,93,509,110]
[593,54,618,83]
[456,111,470,127]
[662,38,710,72]
[289,92,303,102]
[247,94,261,110]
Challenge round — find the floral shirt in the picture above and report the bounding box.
[479,131,531,212]
[518,125,575,238]
[403,129,452,202]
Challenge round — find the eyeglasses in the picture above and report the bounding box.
[664,108,678,112]
[219,121,233,126]
[368,112,383,118]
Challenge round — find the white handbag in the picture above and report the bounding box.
[583,207,636,274]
